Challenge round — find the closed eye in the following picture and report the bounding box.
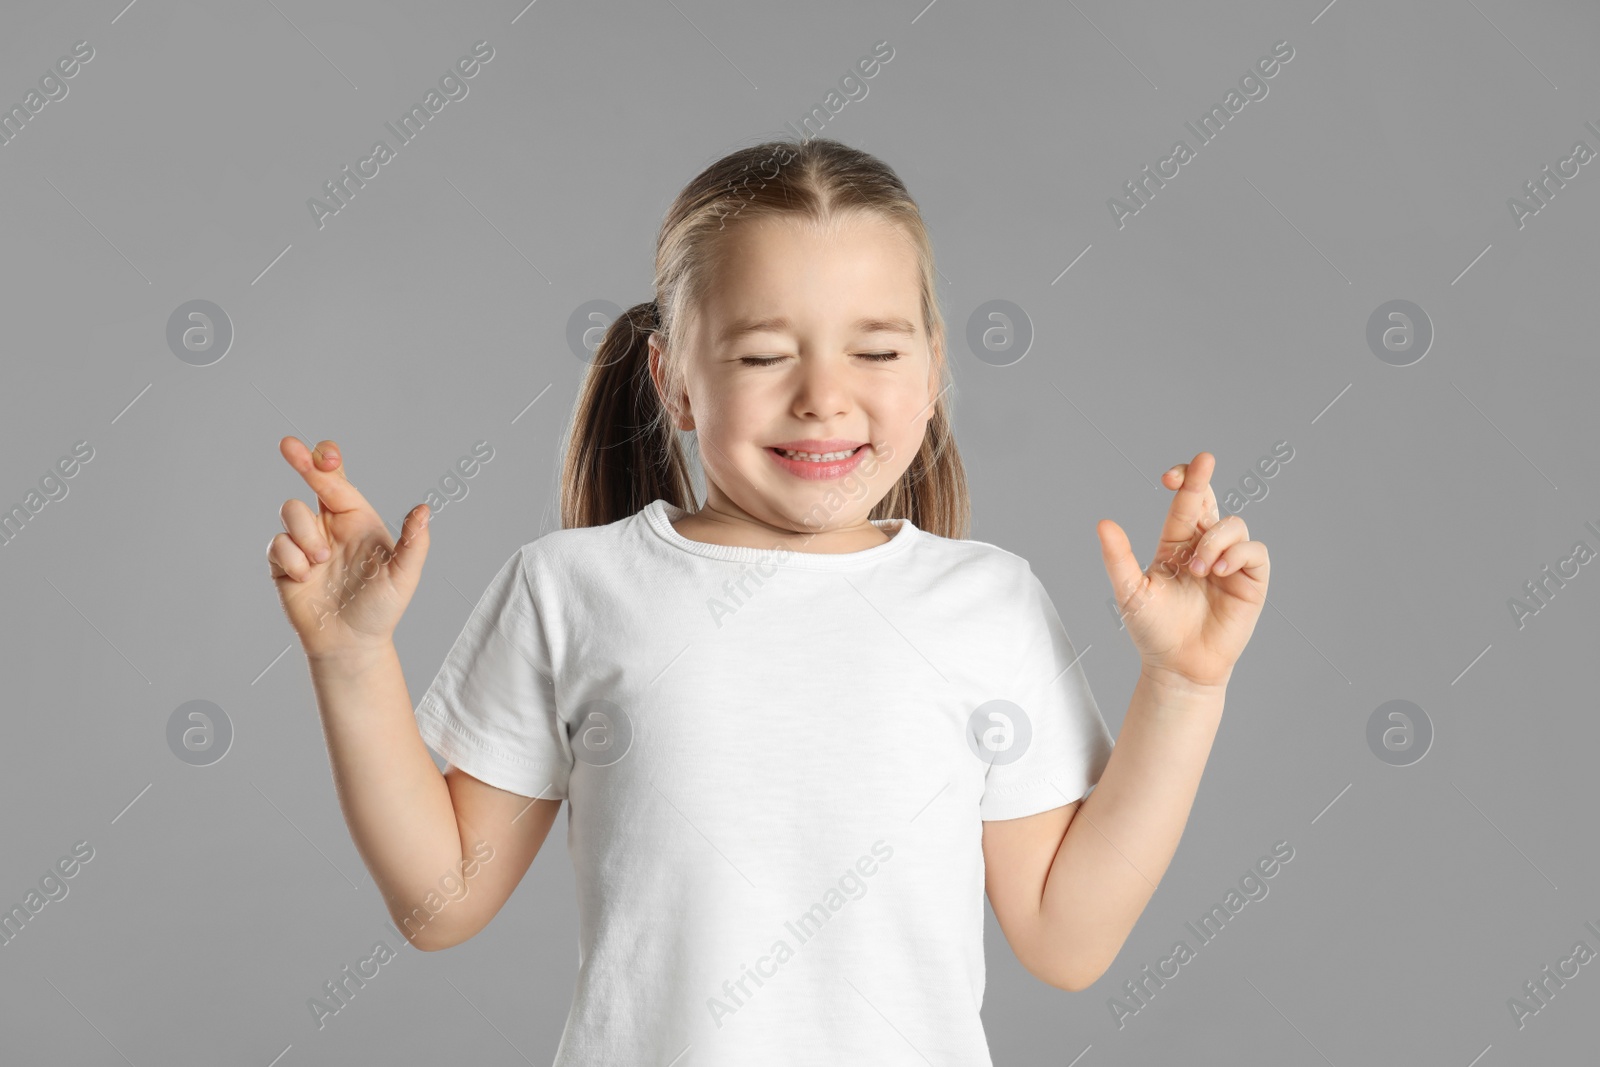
[738,352,900,367]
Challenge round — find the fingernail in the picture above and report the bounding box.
[316,547,331,562]
[1191,556,1206,575]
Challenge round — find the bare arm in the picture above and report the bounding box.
[269,437,560,953]
[985,452,1266,990]
[308,641,563,951]
[984,668,1225,990]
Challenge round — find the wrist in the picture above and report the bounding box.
[307,640,397,676]
[1139,661,1230,698]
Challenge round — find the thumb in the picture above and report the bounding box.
[389,503,431,582]
[1096,518,1146,611]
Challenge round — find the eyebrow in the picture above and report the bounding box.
[717,315,918,345]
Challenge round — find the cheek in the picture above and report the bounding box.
[880,380,936,427]
[694,392,770,456]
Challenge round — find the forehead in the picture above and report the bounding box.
[695,214,923,338]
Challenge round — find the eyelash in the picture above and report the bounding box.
[738,352,900,367]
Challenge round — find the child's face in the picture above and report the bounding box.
[651,213,940,535]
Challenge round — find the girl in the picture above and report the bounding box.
[268,137,1269,1065]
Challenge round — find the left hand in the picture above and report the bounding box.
[1096,451,1270,690]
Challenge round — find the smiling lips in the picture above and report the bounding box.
[766,440,868,480]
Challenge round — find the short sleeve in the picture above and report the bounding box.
[413,546,572,800]
[978,566,1116,821]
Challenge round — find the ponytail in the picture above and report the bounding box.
[559,300,695,530]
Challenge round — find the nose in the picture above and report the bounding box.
[792,353,850,419]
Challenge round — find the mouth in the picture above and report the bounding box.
[768,444,866,462]
[766,443,869,480]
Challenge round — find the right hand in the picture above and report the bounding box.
[268,437,431,661]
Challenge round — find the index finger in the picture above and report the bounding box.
[1152,451,1217,556]
[279,436,373,516]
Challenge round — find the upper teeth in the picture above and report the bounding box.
[777,447,857,462]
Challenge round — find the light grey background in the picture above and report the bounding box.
[2,0,1596,1063]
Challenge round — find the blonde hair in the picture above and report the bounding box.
[559,136,970,540]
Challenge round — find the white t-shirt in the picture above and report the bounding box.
[414,497,1116,1065]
